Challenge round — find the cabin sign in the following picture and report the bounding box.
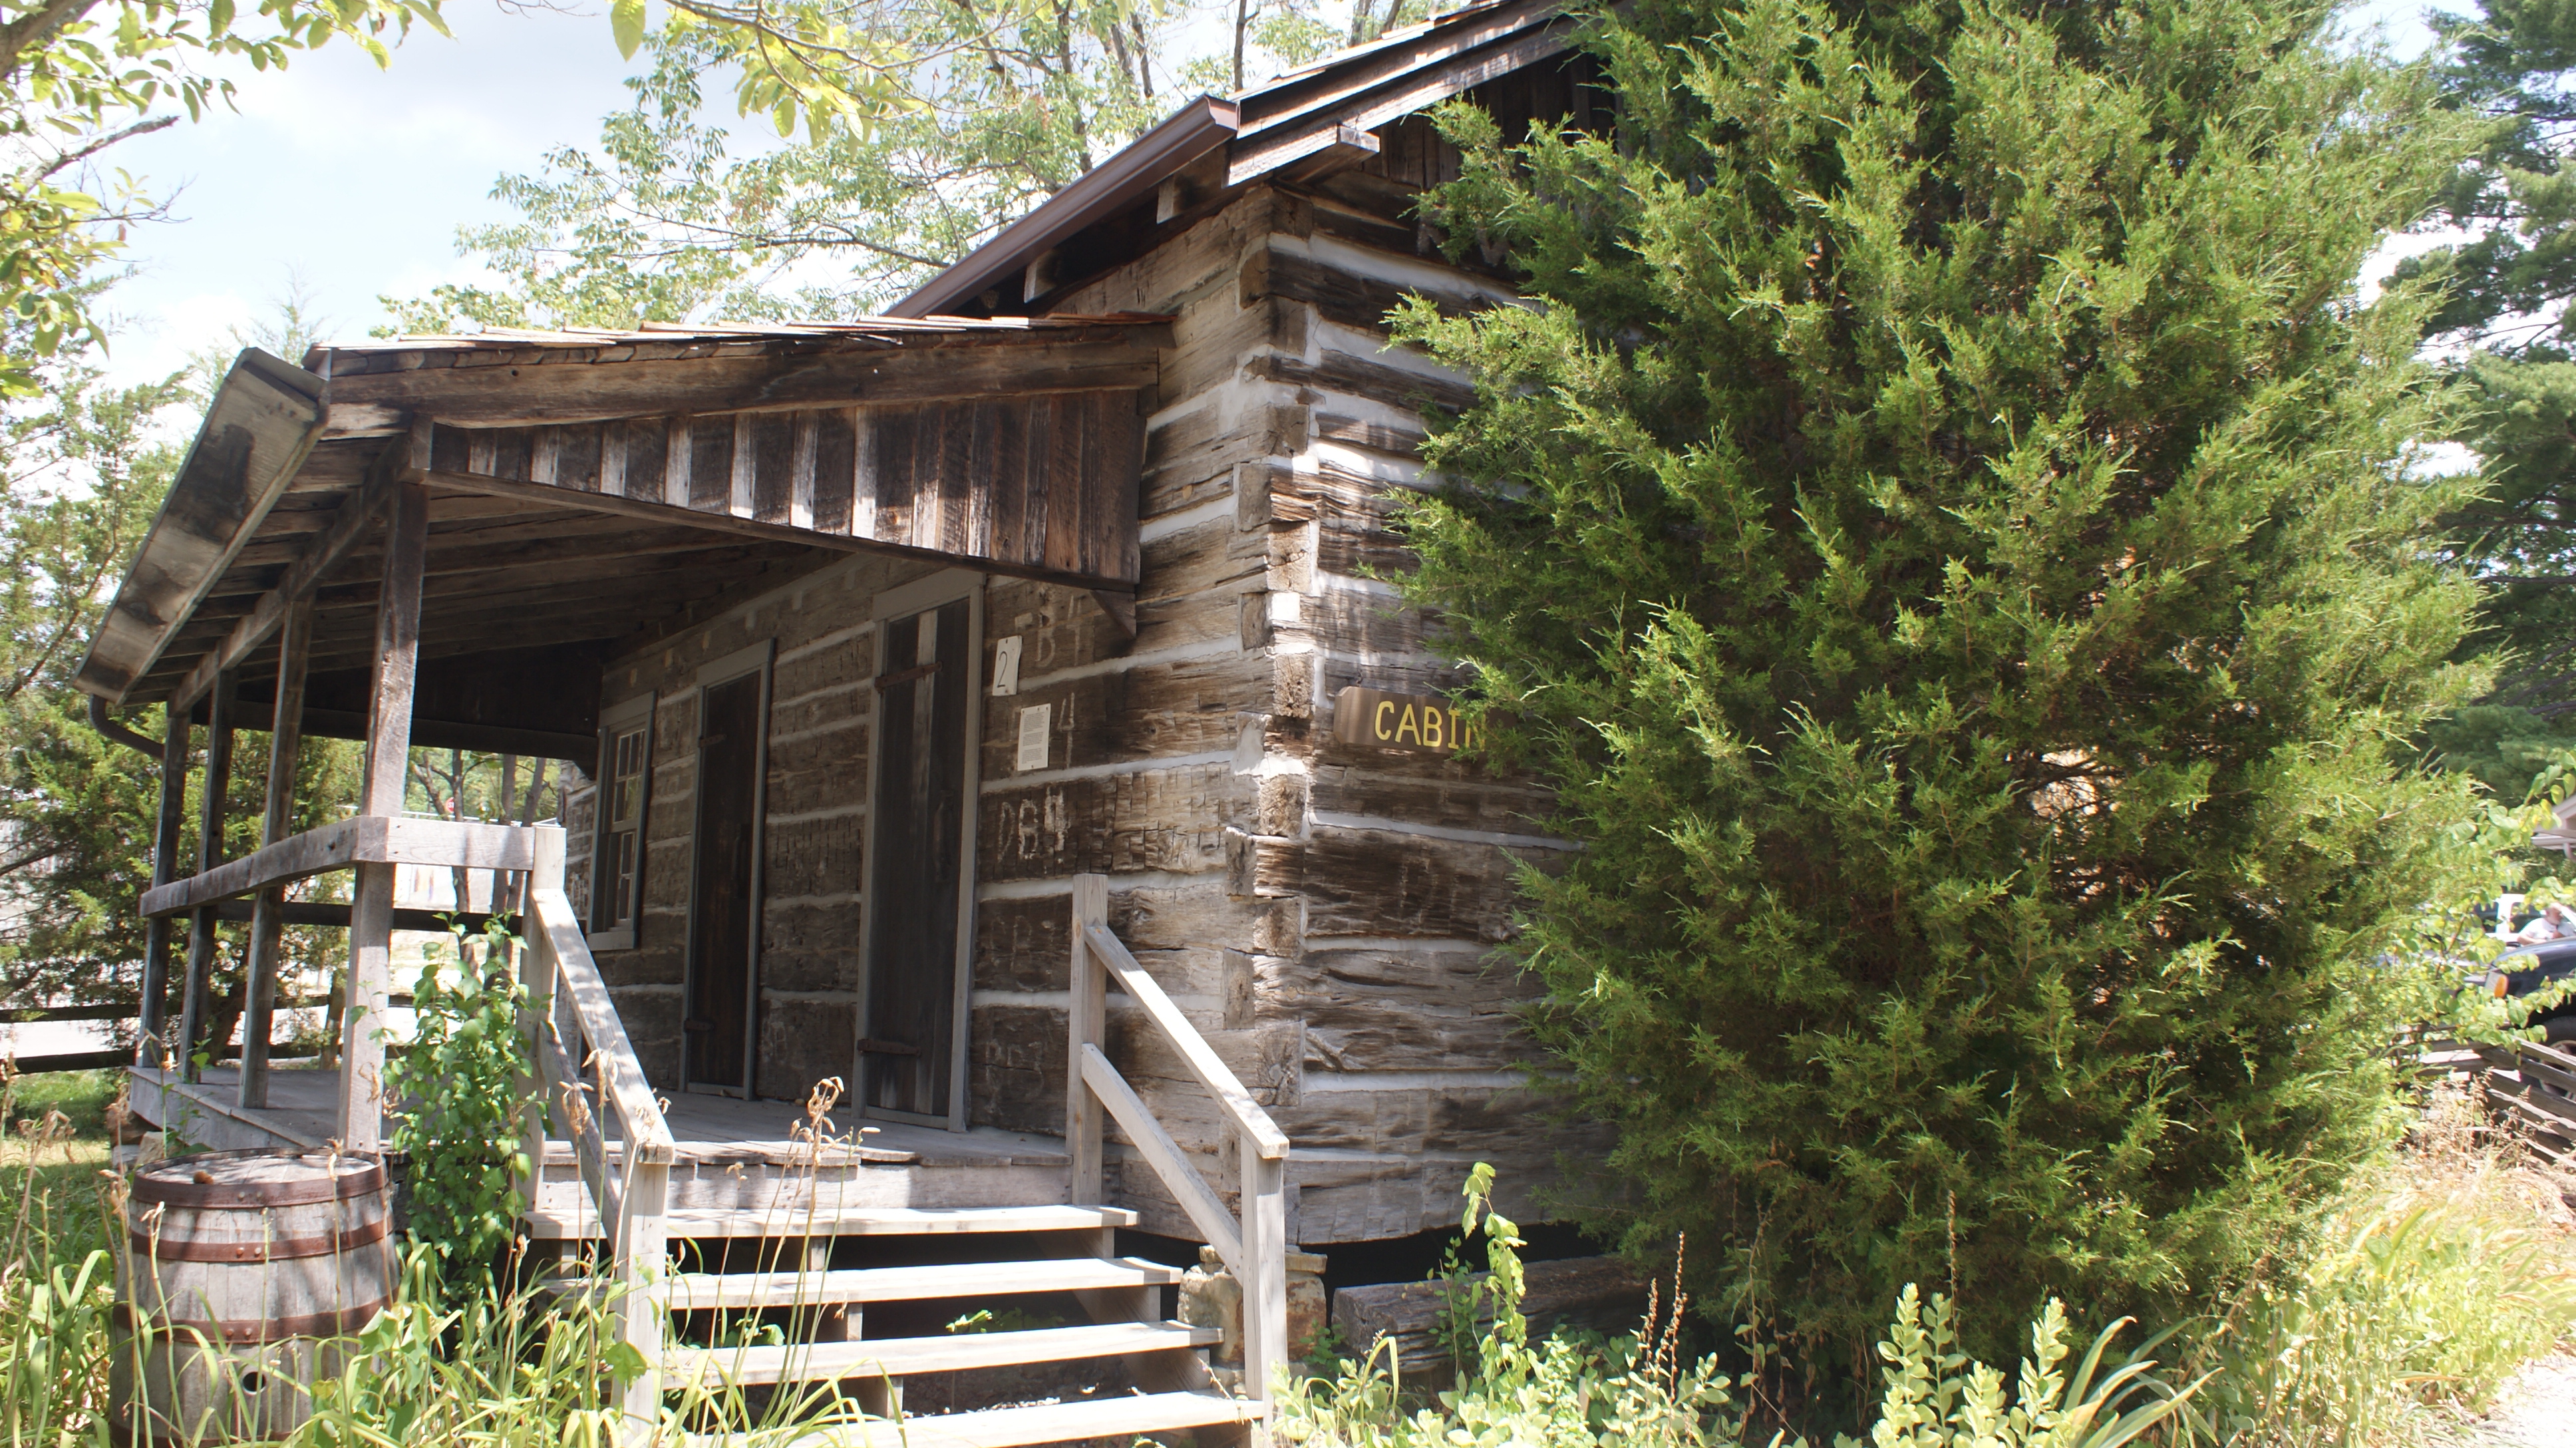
[1334,685,1482,754]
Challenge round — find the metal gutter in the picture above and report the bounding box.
[889,94,1241,319]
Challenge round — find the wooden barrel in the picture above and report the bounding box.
[111,1149,393,1445]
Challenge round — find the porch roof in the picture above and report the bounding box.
[75,313,1170,741]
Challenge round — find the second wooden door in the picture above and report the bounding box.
[861,596,974,1121]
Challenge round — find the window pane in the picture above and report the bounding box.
[611,829,637,926]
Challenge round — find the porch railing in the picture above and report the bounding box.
[1064,872,1290,1412]
[517,826,673,1439]
[136,812,548,1139]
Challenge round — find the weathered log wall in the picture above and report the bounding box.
[983,180,1582,1245]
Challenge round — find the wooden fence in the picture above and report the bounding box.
[2423,1033,2576,1165]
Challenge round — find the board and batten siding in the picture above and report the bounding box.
[971,183,1583,1245]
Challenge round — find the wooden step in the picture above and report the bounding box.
[524,1202,1136,1242]
[683,1391,1263,1448]
[665,1320,1220,1387]
[666,1256,1184,1310]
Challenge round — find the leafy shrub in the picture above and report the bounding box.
[1281,1169,2203,1448]
[382,920,532,1290]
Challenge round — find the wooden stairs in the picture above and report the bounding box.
[528,1197,1259,1448]
[516,869,1289,1447]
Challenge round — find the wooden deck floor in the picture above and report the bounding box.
[125,1064,1070,1169]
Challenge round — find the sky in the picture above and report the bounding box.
[89,0,2456,388]
[97,1,654,384]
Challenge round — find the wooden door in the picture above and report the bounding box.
[862,596,975,1121]
[685,667,766,1095]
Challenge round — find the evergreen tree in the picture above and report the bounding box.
[1395,0,2489,1372]
[2398,0,2576,767]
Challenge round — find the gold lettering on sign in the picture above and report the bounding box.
[1333,685,1483,755]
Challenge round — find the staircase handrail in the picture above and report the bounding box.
[1064,874,1289,1413]
[516,828,669,1443]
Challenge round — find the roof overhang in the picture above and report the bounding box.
[889,96,1241,319]
[76,349,325,705]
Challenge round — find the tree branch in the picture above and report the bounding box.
[0,0,95,86]
[29,113,177,183]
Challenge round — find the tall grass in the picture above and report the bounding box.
[0,1065,122,1445]
[2195,1087,2576,1448]
[4,1075,2571,1447]
[293,1246,876,1448]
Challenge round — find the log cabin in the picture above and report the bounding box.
[75,2,1604,1440]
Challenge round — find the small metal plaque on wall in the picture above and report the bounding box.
[1331,685,1483,754]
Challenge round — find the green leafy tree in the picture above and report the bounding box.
[1394,0,2490,1374]
[0,334,186,1018]
[0,0,443,393]
[386,1,1404,328]
[0,300,361,1037]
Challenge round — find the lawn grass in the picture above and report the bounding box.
[5,1067,117,1143]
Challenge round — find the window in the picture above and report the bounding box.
[590,693,655,948]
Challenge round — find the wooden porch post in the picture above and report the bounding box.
[1066,873,1108,1206]
[135,709,192,1068]
[338,482,428,1153]
[238,597,314,1111]
[177,673,238,1084]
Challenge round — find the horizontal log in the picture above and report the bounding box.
[978,765,1249,882]
[0,1001,136,1024]
[1267,944,1544,1073]
[1247,351,1475,416]
[1309,767,1551,838]
[1239,244,1490,336]
[140,818,547,918]
[979,651,1267,779]
[7,1049,134,1074]
[1329,1256,1646,1383]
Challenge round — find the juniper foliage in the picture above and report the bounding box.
[1393,0,2492,1365]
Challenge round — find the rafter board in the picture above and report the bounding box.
[1227,23,1574,184]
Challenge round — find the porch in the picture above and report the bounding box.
[126,1059,1080,1220]
[125,1059,1072,1165]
